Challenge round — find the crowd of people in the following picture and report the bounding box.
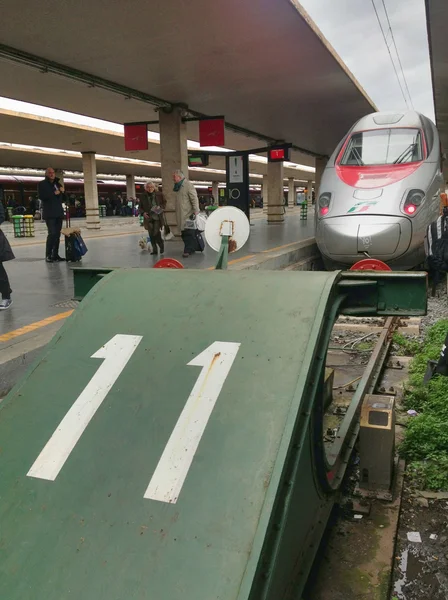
[0,167,202,310]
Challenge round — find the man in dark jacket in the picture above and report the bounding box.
[38,167,65,262]
[0,200,14,310]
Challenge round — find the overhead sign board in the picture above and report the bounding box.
[188,153,210,167]
[124,124,148,151]
[199,117,225,147]
[268,145,291,163]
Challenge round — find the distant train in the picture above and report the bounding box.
[0,175,265,218]
[0,176,220,215]
[316,111,443,270]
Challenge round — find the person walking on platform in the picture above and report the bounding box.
[173,170,200,258]
[140,181,166,255]
[38,167,65,263]
[0,199,14,310]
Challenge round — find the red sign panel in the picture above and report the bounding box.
[199,118,225,147]
[124,124,148,151]
[270,148,285,160]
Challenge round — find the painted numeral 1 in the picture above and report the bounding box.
[144,341,240,503]
[27,334,142,481]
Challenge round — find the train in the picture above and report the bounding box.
[316,111,443,270]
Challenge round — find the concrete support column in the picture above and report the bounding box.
[315,157,327,201]
[262,174,268,212]
[126,174,136,200]
[287,178,295,208]
[159,108,188,234]
[82,152,100,230]
[212,181,219,205]
[306,180,313,204]
[267,161,284,223]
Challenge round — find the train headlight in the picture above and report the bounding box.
[318,193,332,217]
[402,189,424,216]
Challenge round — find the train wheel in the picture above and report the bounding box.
[350,258,391,271]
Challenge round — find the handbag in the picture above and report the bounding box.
[74,233,88,256]
[195,213,207,232]
[185,215,197,230]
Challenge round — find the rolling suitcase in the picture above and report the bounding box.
[195,230,205,252]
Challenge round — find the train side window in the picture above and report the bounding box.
[421,115,434,155]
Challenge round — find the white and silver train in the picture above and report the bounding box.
[316,111,443,270]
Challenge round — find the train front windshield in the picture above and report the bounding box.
[341,128,423,166]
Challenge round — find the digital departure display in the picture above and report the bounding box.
[188,153,210,167]
[268,146,290,163]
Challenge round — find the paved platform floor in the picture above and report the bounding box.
[0,209,315,374]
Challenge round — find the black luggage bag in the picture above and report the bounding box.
[65,233,82,263]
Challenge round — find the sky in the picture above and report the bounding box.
[300,0,434,120]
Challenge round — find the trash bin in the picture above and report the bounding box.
[12,215,25,238]
[23,215,35,237]
[99,205,107,218]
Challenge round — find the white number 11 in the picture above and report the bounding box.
[27,336,240,505]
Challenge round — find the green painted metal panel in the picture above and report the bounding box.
[71,267,115,300]
[0,269,338,600]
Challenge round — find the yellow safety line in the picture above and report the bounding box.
[0,310,74,343]
[229,254,256,265]
[261,241,301,253]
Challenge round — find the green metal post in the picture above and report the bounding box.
[214,235,229,270]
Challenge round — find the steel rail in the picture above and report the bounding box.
[327,316,397,485]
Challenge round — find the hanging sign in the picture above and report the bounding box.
[124,124,148,151]
[199,117,225,147]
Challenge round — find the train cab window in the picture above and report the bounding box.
[340,128,423,166]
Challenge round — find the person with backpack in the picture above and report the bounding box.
[0,199,14,310]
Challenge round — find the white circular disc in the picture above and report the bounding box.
[204,206,250,253]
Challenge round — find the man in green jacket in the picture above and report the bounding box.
[173,170,200,257]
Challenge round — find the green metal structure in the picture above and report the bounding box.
[0,269,426,599]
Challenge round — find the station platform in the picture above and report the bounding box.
[0,208,315,378]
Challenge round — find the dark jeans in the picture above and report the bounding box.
[181,229,196,255]
[0,263,11,299]
[150,231,164,252]
[45,217,63,258]
[147,221,164,253]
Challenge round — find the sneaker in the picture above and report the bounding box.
[53,256,66,262]
[0,299,12,310]
[182,252,190,258]
[46,256,54,263]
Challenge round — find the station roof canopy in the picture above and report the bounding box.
[0,109,314,183]
[425,0,448,155]
[0,0,376,160]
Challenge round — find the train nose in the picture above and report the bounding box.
[317,216,412,262]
